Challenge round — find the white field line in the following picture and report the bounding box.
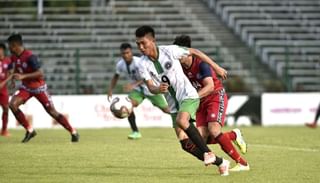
[249,144,320,153]
[151,138,320,153]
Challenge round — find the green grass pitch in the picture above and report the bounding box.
[0,127,319,183]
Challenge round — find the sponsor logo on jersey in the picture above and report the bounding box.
[164,61,172,70]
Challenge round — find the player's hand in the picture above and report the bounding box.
[0,75,13,89]
[7,74,13,80]
[123,83,134,92]
[216,67,228,80]
[13,73,25,81]
[159,83,169,93]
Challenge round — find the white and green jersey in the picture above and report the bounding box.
[115,56,153,96]
[139,45,199,113]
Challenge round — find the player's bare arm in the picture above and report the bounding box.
[107,73,119,101]
[0,68,15,89]
[188,48,227,80]
[13,69,44,80]
[145,79,168,94]
[0,73,13,89]
[198,77,214,98]
[123,80,143,92]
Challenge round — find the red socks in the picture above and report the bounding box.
[56,114,75,134]
[216,133,247,166]
[14,109,31,130]
[1,111,8,131]
[207,131,236,144]
[14,111,75,134]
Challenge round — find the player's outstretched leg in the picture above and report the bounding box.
[45,106,79,143]
[10,96,36,143]
[12,109,37,143]
[176,114,230,176]
[177,128,230,176]
[1,105,10,137]
[209,123,249,172]
[127,112,141,140]
[208,129,248,154]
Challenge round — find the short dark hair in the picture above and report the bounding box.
[7,34,23,45]
[0,43,6,51]
[173,35,191,48]
[120,43,132,50]
[135,25,155,38]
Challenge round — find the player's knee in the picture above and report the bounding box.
[9,101,19,112]
[161,107,170,114]
[212,129,221,138]
[209,122,222,137]
[130,99,139,107]
[176,119,189,129]
[176,115,190,129]
[45,107,59,118]
[132,103,139,108]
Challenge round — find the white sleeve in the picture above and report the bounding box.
[169,45,190,60]
[115,61,121,75]
[137,61,152,81]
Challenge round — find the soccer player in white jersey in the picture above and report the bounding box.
[108,43,170,139]
[135,25,230,176]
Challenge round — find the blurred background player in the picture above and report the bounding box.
[174,35,249,172]
[305,103,320,128]
[0,43,11,137]
[5,34,79,143]
[135,25,230,176]
[107,43,170,139]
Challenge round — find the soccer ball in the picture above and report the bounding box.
[110,96,133,119]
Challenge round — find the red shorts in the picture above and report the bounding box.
[14,88,54,109]
[196,89,228,127]
[0,90,9,106]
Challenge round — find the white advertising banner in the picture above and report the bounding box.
[5,95,173,129]
[262,93,320,126]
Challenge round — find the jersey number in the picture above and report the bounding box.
[161,75,170,85]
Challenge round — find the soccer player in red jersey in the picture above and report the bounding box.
[174,35,249,172]
[4,34,79,143]
[0,43,11,137]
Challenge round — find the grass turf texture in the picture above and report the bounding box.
[0,127,319,183]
